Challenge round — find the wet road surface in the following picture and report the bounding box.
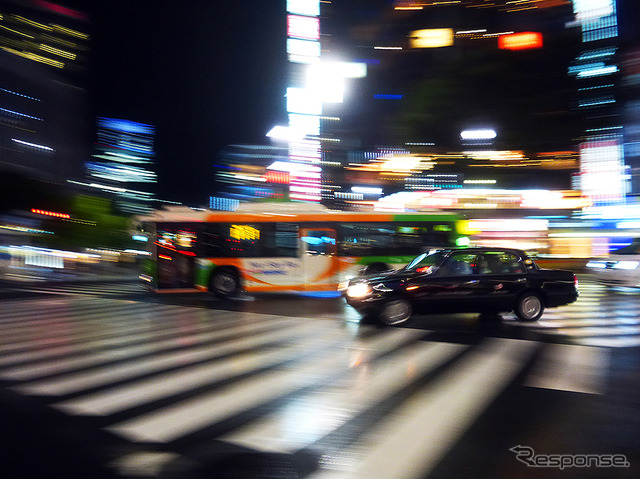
[0,276,638,478]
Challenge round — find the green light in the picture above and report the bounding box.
[456,236,471,247]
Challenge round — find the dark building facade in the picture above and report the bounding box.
[0,0,91,185]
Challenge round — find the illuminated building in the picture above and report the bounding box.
[307,0,582,209]
[623,49,640,196]
[569,0,625,206]
[84,117,157,214]
[214,144,289,206]
[0,0,90,184]
[619,0,640,199]
[284,0,323,202]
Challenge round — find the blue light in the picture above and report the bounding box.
[299,291,342,298]
[98,117,155,135]
[1,108,42,121]
[374,94,404,100]
[354,58,381,65]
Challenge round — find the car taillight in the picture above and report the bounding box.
[574,275,579,290]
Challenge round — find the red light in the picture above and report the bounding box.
[264,170,290,184]
[35,1,89,21]
[31,208,70,219]
[498,32,543,51]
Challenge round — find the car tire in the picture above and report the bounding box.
[210,269,240,298]
[515,292,544,321]
[379,297,412,326]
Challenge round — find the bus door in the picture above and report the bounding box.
[155,226,197,290]
[301,228,338,289]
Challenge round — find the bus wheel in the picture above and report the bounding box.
[210,269,239,298]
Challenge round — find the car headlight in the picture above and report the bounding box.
[586,261,606,269]
[613,261,640,270]
[346,283,372,299]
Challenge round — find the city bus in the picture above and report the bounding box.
[137,203,467,296]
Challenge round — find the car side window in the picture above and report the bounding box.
[479,252,524,275]
[436,253,478,276]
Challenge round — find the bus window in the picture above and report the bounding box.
[338,222,454,256]
[263,223,299,257]
[301,229,336,256]
[202,223,263,257]
[203,223,300,258]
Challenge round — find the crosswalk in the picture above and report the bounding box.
[2,280,145,298]
[507,279,640,348]
[0,293,617,479]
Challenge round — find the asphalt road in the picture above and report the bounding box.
[0,275,638,479]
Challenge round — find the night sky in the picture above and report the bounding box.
[81,1,288,205]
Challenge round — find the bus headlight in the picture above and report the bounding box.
[346,283,371,299]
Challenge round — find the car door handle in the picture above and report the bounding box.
[515,278,526,283]
[464,280,479,285]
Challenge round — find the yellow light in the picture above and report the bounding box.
[50,24,89,40]
[42,34,82,50]
[13,15,52,31]
[39,44,76,60]
[0,47,64,68]
[0,24,34,38]
[409,28,454,48]
[230,225,260,241]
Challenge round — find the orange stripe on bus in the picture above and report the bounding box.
[308,257,342,283]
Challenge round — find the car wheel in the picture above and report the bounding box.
[379,297,412,326]
[515,292,544,321]
[210,269,239,297]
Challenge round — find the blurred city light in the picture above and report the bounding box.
[409,28,454,48]
[287,0,320,17]
[287,38,321,64]
[266,125,306,142]
[287,14,320,40]
[286,87,322,115]
[498,32,543,51]
[573,0,615,21]
[31,209,70,219]
[460,129,497,140]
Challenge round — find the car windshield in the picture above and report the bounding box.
[404,251,448,272]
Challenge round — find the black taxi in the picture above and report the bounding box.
[341,248,579,325]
